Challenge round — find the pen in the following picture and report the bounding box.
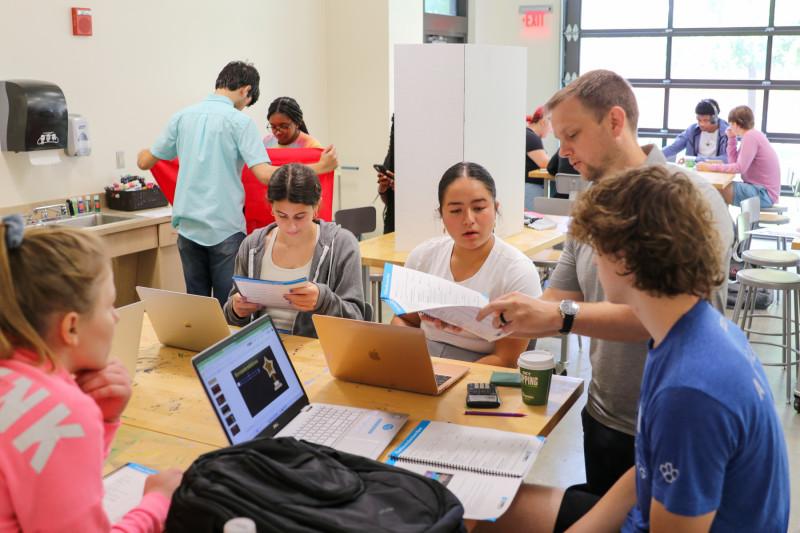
[464,410,527,417]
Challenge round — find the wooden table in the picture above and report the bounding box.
[696,170,736,191]
[112,317,584,470]
[528,169,555,197]
[360,226,566,270]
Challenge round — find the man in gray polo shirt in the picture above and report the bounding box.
[479,69,733,496]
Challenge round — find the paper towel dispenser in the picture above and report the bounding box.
[0,80,68,152]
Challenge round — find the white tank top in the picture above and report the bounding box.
[259,227,317,333]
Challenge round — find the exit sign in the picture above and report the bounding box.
[519,4,552,28]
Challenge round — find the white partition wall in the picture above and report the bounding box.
[394,44,526,250]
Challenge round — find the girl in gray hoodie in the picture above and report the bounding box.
[223,163,365,337]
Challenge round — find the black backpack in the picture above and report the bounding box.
[165,437,465,533]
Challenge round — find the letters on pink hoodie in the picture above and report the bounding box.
[0,351,170,532]
[708,129,781,203]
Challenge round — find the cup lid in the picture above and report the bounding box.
[518,350,555,370]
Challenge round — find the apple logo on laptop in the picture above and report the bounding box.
[368,349,380,361]
[183,321,192,328]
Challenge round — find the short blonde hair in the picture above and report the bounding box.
[569,165,725,299]
[0,224,109,366]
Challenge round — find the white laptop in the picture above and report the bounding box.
[135,286,232,352]
[192,314,408,459]
[109,301,145,377]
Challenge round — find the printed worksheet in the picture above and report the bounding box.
[233,276,308,309]
[103,463,156,523]
[380,265,507,341]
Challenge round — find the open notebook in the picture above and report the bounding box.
[380,264,508,342]
[387,421,544,520]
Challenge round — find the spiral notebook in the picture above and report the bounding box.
[386,421,544,520]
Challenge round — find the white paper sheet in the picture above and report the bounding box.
[102,463,156,523]
[380,264,508,341]
[233,276,308,309]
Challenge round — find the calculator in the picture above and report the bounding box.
[466,382,501,408]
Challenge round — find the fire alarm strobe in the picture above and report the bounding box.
[71,7,92,36]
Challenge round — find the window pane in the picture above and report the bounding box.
[580,37,667,79]
[581,0,667,29]
[667,88,763,130]
[673,0,770,27]
[771,144,800,186]
[771,37,800,81]
[639,137,667,149]
[767,91,800,135]
[775,0,800,26]
[424,0,456,16]
[671,36,767,80]
[632,88,665,129]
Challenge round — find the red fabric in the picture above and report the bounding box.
[149,147,333,234]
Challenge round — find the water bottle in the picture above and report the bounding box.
[223,517,256,533]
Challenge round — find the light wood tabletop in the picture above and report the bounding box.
[118,316,584,466]
[105,424,217,474]
[359,226,567,269]
[696,170,736,191]
[527,169,553,180]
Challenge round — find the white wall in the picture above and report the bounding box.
[0,0,328,209]
[325,0,422,238]
[470,0,562,153]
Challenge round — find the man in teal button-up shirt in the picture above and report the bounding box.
[138,61,337,307]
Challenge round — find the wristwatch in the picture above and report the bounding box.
[559,299,580,334]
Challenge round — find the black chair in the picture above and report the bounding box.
[334,206,382,321]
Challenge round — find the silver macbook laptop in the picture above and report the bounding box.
[192,314,408,459]
[135,286,231,352]
[312,315,469,395]
[109,301,145,377]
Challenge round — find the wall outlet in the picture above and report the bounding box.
[115,150,125,169]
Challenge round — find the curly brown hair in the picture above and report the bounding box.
[569,165,725,299]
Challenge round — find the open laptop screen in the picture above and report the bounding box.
[193,315,307,444]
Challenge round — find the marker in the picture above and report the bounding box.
[464,410,526,417]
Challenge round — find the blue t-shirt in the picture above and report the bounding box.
[623,300,789,532]
[151,94,270,246]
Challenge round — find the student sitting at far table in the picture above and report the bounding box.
[392,161,542,368]
[477,166,789,533]
[697,105,781,209]
[224,163,365,337]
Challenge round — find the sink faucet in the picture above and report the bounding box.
[32,203,68,222]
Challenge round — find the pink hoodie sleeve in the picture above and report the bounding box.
[709,134,756,174]
[111,492,172,533]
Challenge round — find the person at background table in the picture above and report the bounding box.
[263,96,322,149]
[377,114,396,233]
[475,166,789,533]
[392,162,542,368]
[697,105,781,209]
[545,151,578,200]
[138,61,339,308]
[477,70,733,497]
[525,106,552,210]
[0,216,182,532]
[662,98,729,163]
[224,163,365,337]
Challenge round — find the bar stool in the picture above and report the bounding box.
[762,204,788,214]
[731,268,800,404]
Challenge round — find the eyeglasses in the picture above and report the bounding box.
[268,123,294,132]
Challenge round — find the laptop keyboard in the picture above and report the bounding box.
[292,405,361,447]
[435,374,451,386]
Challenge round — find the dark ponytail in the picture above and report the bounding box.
[268,163,321,206]
[437,162,497,214]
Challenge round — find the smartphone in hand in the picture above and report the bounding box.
[373,163,388,175]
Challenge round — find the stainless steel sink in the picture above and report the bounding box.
[49,213,136,228]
